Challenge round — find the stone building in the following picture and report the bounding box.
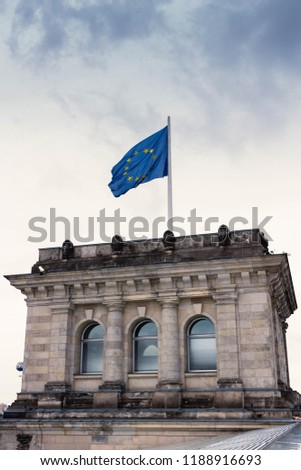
[1,227,300,450]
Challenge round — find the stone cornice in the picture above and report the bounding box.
[4,253,288,287]
[5,253,296,313]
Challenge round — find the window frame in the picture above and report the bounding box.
[187,316,217,373]
[132,319,158,374]
[80,322,104,375]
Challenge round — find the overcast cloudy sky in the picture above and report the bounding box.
[1,0,301,405]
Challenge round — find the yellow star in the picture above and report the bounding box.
[127,158,132,162]
[142,175,146,179]
[152,155,156,160]
[134,151,139,155]
[123,172,128,176]
[143,149,149,153]
[124,166,129,170]
[128,176,133,181]
[135,177,140,181]
[149,149,154,153]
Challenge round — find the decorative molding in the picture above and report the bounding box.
[157,295,179,306]
[137,306,147,317]
[103,296,125,311]
[85,309,94,320]
[192,302,202,316]
[271,275,294,321]
[51,303,74,315]
[16,434,32,450]
[212,290,238,305]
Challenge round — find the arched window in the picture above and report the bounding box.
[187,317,216,372]
[133,320,158,373]
[81,323,104,374]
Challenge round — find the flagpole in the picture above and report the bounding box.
[167,116,173,230]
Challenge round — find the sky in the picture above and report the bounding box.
[1,0,301,405]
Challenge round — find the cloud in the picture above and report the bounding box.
[5,0,301,154]
[188,0,301,71]
[253,0,301,68]
[152,0,301,152]
[7,0,171,66]
[7,0,301,73]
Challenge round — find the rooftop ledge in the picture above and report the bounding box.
[29,227,271,274]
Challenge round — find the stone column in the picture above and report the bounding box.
[153,297,181,408]
[213,289,244,408]
[281,319,290,387]
[94,299,124,408]
[39,303,73,408]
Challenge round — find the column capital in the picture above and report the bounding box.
[50,303,74,315]
[157,295,179,306]
[103,296,125,311]
[212,289,237,305]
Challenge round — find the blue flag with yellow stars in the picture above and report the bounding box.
[109,126,168,197]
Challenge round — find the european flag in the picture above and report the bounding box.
[109,126,168,197]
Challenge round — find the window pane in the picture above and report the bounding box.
[135,338,158,371]
[84,324,104,340]
[190,318,215,335]
[135,321,157,337]
[190,337,216,371]
[82,342,103,373]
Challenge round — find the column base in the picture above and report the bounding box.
[153,380,182,408]
[157,379,182,390]
[37,382,71,409]
[93,382,124,408]
[38,393,64,409]
[216,378,244,408]
[101,381,125,391]
[44,382,71,393]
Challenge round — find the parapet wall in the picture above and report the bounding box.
[32,228,269,274]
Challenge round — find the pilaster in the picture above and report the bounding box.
[94,298,125,408]
[153,295,181,408]
[213,287,243,407]
[39,303,73,409]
